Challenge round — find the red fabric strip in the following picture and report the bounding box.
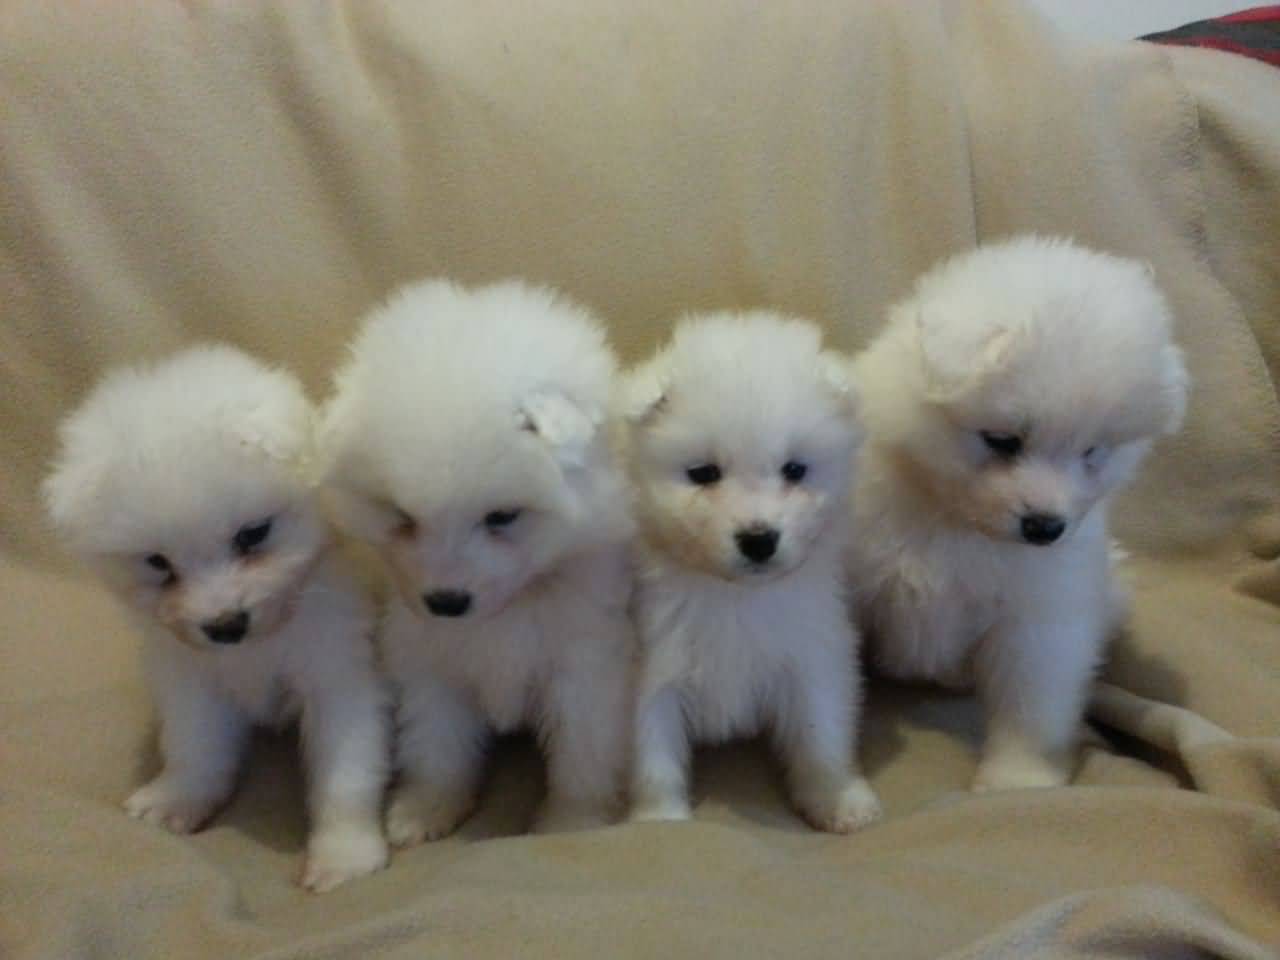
[1154,34,1280,67]
[1217,6,1280,25]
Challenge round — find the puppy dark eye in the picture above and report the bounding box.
[1082,445,1108,469]
[686,463,722,486]
[393,507,417,537]
[233,518,273,556]
[980,431,1023,459]
[145,553,177,587]
[781,461,808,483]
[484,509,522,529]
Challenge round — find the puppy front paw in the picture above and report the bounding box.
[124,777,224,834]
[794,777,882,834]
[973,745,1070,793]
[301,820,389,893]
[384,783,474,848]
[628,791,693,824]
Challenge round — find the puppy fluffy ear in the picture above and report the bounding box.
[617,360,668,426]
[234,403,318,481]
[818,350,860,420]
[42,401,117,552]
[519,388,601,469]
[42,451,99,551]
[322,481,402,542]
[1159,343,1190,434]
[914,304,1023,399]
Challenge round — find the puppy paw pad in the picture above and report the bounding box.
[973,752,1069,793]
[385,786,472,847]
[301,822,388,893]
[628,796,693,824]
[797,779,882,834]
[124,780,219,834]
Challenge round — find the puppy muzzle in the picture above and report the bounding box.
[423,589,473,618]
[200,610,250,644]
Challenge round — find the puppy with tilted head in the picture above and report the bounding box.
[850,236,1189,791]
[321,280,634,842]
[44,346,389,893]
[620,312,882,831]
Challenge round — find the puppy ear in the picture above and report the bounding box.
[519,388,601,469]
[617,361,669,426]
[43,453,100,550]
[1159,343,1190,434]
[233,402,317,480]
[42,402,117,551]
[818,350,861,421]
[915,304,1023,399]
[322,482,402,542]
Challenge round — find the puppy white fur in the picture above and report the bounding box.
[620,312,881,831]
[322,279,634,842]
[850,237,1189,791]
[44,346,390,893]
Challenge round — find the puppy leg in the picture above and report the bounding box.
[629,685,692,822]
[298,668,390,893]
[535,649,630,833]
[126,668,247,834]
[973,617,1101,792]
[386,671,488,846]
[775,646,881,833]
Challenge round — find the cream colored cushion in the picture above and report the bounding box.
[2,2,1277,957]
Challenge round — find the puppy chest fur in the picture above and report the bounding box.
[145,554,379,723]
[854,474,1116,690]
[638,561,851,743]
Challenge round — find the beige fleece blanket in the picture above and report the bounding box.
[2,2,1278,957]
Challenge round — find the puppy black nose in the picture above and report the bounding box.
[201,610,249,644]
[1020,513,1066,545]
[735,526,780,564]
[424,590,473,618]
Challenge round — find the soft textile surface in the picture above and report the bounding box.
[2,1,1278,957]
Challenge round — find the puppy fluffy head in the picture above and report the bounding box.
[620,311,860,582]
[321,279,625,622]
[44,345,326,647]
[859,236,1189,545]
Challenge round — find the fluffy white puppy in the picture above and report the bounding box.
[322,279,634,842]
[850,236,1189,792]
[620,312,882,832]
[44,345,389,893]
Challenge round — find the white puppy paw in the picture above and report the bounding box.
[384,783,474,847]
[794,777,883,834]
[628,792,693,824]
[973,746,1070,793]
[124,777,223,834]
[301,820,389,893]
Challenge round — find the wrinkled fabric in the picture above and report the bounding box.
[1,2,1277,958]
